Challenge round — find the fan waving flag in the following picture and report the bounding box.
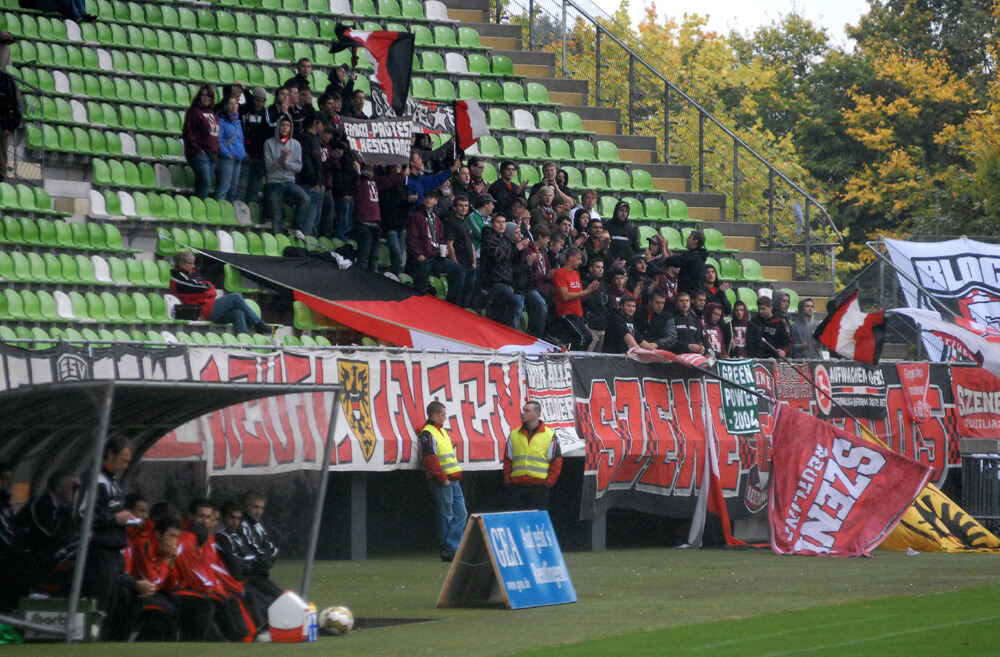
[813,289,885,364]
[455,99,489,150]
[331,24,414,117]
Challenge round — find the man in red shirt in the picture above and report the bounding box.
[173,500,258,642]
[551,247,599,351]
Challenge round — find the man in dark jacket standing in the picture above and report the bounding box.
[77,438,154,639]
[297,117,325,237]
[239,87,270,203]
[749,296,792,358]
[677,229,708,295]
[606,200,639,263]
[479,214,520,327]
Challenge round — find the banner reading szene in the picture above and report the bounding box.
[342,116,413,165]
[769,408,931,556]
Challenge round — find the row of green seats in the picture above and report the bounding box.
[473,134,620,165]
[0,324,173,350]
[27,124,183,162]
[0,288,176,325]
[157,226,344,258]
[0,183,65,216]
[93,158,193,192]
[598,196,699,222]
[0,250,169,288]
[487,107,593,135]
[0,215,134,252]
[91,190,246,226]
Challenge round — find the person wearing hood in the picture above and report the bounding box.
[791,297,821,359]
[703,264,732,315]
[263,116,311,237]
[324,64,356,108]
[677,229,708,295]
[627,254,652,303]
[606,200,639,263]
[650,254,681,312]
[728,300,751,357]
[215,95,247,202]
[702,301,728,358]
[182,84,220,199]
[772,291,796,354]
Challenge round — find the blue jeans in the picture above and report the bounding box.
[384,229,405,275]
[208,293,262,334]
[523,288,548,337]
[264,181,310,234]
[241,159,266,204]
[188,152,214,199]
[485,283,520,328]
[305,187,325,237]
[333,197,353,241]
[215,157,242,202]
[352,222,380,270]
[409,256,465,303]
[428,479,467,555]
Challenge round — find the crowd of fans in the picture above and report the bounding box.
[177,56,820,357]
[0,443,283,642]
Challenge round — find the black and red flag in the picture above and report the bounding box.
[331,24,414,117]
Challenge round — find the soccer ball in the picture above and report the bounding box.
[319,606,354,636]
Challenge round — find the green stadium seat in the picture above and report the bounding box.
[480,80,503,103]
[457,26,487,49]
[475,135,500,158]
[457,79,481,101]
[596,140,622,163]
[517,164,540,187]
[631,169,655,192]
[644,198,667,221]
[704,227,737,254]
[488,108,512,131]
[584,167,610,192]
[491,55,518,77]
[560,112,591,134]
[433,25,457,48]
[740,257,776,283]
[572,139,599,163]
[548,138,572,162]
[607,168,631,192]
[719,257,745,283]
[433,79,456,102]
[660,226,683,251]
[502,82,527,104]
[666,198,692,222]
[501,136,525,159]
[737,286,758,312]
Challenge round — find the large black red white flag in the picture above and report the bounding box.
[884,237,1000,360]
[191,249,553,353]
[768,407,931,556]
[813,289,885,364]
[331,25,414,117]
[341,116,412,165]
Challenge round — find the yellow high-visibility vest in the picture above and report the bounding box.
[509,425,555,480]
[422,423,461,477]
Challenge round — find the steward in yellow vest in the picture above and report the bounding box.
[417,401,467,561]
[503,401,562,510]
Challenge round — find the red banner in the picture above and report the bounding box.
[769,408,931,556]
[950,366,1000,438]
[897,362,932,421]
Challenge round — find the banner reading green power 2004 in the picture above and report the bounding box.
[717,359,760,435]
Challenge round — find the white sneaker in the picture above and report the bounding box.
[290,229,306,241]
[255,631,272,643]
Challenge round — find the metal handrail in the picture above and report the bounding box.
[499,0,842,283]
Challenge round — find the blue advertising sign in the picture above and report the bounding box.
[479,511,577,609]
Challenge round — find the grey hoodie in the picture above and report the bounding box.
[263,121,303,184]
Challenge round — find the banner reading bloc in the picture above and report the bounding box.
[769,408,932,556]
[342,116,413,165]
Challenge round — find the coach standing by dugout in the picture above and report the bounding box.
[418,401,468,562]
[503,401,562,511]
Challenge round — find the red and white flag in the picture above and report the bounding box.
[769,407,931,556]
[813,289,885,364]
[454,99,488,150]
[627,347,709,369]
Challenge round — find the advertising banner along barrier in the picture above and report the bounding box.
[769,408,932,556]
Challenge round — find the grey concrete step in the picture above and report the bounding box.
[523,76,589,94]
[702,221,760,238]
[490,49,555,68]
[439,0,489,11]
[630,163,691,179]
[472,22,522,39]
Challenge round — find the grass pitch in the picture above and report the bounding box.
[12,548,1000,656]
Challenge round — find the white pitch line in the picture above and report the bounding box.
[690,614,903,651]
[755,615,1000,657]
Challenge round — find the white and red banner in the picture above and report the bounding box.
[950,366,1000,438]
[896,362,932,421]
[769,408,932,556]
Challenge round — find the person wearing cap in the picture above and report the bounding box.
[239,87,270,203]
[488,160,527,217]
